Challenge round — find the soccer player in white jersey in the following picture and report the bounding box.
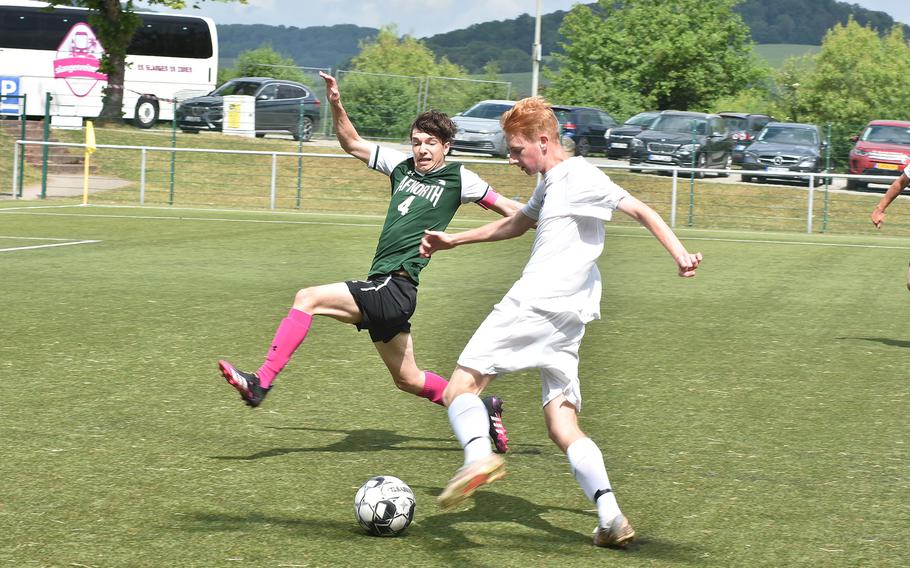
[870,161,910,290]
[420,97,703,548]
[216,72,521,453]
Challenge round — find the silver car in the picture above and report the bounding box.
[451,100,516,158]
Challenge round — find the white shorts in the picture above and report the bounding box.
[457,296,587,410]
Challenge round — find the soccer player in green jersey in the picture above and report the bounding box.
[217,72,520,453]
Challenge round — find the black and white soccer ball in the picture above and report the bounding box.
[353,475,416,537]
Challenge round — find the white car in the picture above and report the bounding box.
[450,100,516,158]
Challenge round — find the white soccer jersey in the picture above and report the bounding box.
[507,156,629,322]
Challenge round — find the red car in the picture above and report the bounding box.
[847,120,910,189]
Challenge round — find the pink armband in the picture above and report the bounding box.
[477,189,500,210]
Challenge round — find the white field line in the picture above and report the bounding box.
[3,204,910,251]
[0,239,101,253]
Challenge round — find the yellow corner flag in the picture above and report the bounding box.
[85,120,96,155]
[83,120,96,205]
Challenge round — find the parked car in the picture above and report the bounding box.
[450,100,516,157]
[604,111,661,158]
[720,112,775,164]
[552,105,618,156]
[628,111,733,177]
[176,77,321,141]
[740,122,827,185]
[847,120,910,189]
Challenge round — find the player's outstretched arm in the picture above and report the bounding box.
[319,71,373,164]
[420,211,536,258]
[618,195,702,277]
[871,172,910,229]
[485,194,524,217]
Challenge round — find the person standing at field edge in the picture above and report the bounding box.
[420,96,702,548]
[870,161,910,290]
[217,72,522,454]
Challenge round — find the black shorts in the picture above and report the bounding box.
[345,273,418,343]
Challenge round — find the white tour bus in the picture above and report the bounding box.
[0,0,218,127]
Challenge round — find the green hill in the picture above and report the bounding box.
[475,44,824,99]
[752,44,821,68]
[215,0,901,74]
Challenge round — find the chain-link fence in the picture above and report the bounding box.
[7,129,910,238]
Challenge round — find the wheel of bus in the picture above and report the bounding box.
[133,96,159,129]
[293,116,314,142]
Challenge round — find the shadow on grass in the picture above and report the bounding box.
[187,489,701,566]
[410,485,703,564]
[210,426,543,460]
[837,336,910,349]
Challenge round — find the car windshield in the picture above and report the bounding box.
[462,103,513,120]
[553,109,573,125]
[861,125,910,145]
[651,115,707,134]
[724,117,748,131]
[211,81,262,97]
[758,126,818,145]
[626,112,658,127]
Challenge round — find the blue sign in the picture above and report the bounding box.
[0,77,21,115]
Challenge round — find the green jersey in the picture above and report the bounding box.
[367,145,491,284]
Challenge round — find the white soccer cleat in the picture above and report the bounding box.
[437,454,506,510]
[593,514,635,548]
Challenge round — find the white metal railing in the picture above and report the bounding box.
[9,139,893,234]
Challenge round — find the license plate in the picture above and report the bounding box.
[874,162,899,170]
[766,166,789,173]
[734,144,746,151]
[649,154,672,162]
[611,142,628,149]
[184,116,202,122]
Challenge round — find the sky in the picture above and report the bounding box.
[134,0,910,37]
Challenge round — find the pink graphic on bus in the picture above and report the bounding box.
[54,22,107,97]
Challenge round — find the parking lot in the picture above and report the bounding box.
[448,149,894,194]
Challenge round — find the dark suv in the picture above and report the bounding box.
[552,105,618,156]
[629,111,733,177]
[720,112,774,164]
[176,77,322,141]
[605,111,661,158]
[740,122,827,185]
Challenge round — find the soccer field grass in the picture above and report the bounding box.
[1,204,907,567]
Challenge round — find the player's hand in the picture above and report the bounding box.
[420,229,455,258]
[676,251,702,277]
[871,208,885,229]
[319,71,340,104]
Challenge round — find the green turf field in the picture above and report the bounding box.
[0,203,907,567]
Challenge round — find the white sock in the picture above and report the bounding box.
[566,437,621,525]
[448,393,492,466]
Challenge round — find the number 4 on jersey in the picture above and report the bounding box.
[397,195,416,216]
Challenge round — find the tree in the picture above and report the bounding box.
[784,18,910,167]
[46,1,245,122]
[795,19,910,128]
[219,45,309,84]
[546,0,767,119]
[340,27,479,139]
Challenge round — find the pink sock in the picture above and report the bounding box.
[418,371,449,406]
[257,309,313,387]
